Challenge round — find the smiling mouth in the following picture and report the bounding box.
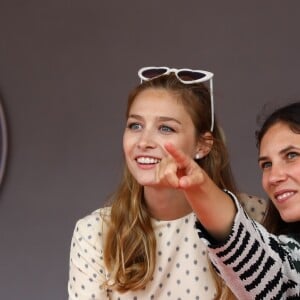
[276,191,295,202]
[136,157,161,164]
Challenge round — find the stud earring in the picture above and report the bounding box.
[195,153,203,160]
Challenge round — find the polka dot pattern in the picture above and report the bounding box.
[238,193,267,222]
[68,194,266,299]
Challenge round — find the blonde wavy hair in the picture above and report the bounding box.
[103,74,237,299]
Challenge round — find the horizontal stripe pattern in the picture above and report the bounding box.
[195,191,300,299]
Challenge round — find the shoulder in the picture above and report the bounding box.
[75,207,111,229]
[72,207,111,246]
[238,192,267,223]
[69,208,112,298]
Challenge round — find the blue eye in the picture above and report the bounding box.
[128,122,142,131]
[287,152,299,159]
[159,125,175,133]
[260,161,272,170]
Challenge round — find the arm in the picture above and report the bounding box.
[159,143,300,298]
[196,191,300,299]
[68,210,109,300]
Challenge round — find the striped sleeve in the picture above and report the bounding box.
[195,190,300,300]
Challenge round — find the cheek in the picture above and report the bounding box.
[182,146,195,157]
[291,164,300,179]
[122,133,130,155]
[123,133,135,156]
[261,173,269,192]
[180,141,198,157]
[174,133,197,153]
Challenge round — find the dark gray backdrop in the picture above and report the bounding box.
[0,1,299,299]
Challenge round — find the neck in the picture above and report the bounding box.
[143,186,193,220]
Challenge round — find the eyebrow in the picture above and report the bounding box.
[128,114,182,125]
[258,145,300,162]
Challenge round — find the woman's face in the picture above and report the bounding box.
[123,88,201,187]
[259,122,300,222]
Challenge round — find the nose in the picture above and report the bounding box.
[137,130,156,150]
[268,163,287,185]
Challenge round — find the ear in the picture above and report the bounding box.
[195,132,213,159]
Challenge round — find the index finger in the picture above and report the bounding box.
[164,143,191,169]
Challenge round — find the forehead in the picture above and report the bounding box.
[130,88,189,115]
[259,122,300,155]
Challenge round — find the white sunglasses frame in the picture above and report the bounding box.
[138,66,214,131]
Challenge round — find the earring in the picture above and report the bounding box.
[195,153,203,160]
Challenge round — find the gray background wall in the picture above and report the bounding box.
[0,1,299,299]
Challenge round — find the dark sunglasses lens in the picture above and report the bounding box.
[177,70,206,81]
[142,68,168,79]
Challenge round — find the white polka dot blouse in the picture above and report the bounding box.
[68,194,266,299]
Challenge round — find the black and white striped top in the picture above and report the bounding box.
[195,191,300,300]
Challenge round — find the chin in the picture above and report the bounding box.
[280,212,300,223]
[133,176,155,187]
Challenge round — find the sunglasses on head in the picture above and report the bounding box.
[138,66,214,131]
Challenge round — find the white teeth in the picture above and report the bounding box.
[136,157,161,164]
[276,191,294,201]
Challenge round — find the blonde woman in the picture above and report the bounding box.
[68,67,266,299]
